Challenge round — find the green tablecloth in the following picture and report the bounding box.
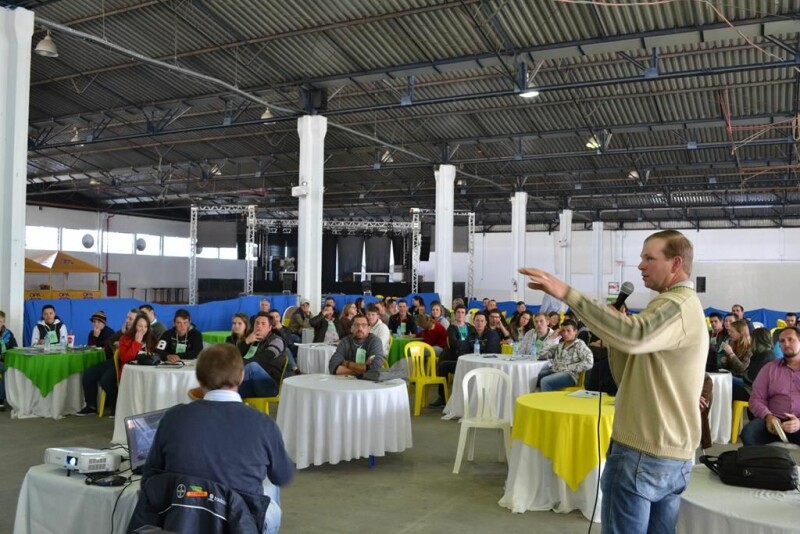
[387,336,418,366]
[5,347,105,397]
[202,331,230,344]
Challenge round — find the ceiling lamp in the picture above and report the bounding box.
[381,149,394,164]
[260,107,273,120]
[518,60,543,99]
[585,136,601,150]
[627,170,639,180]
[34,31,58,58]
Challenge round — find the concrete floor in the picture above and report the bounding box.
[0,402,738,534]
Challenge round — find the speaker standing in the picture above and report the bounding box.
[520,230,708,534]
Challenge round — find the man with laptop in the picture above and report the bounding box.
[128,343,294,533]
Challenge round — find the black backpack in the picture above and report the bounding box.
[700,446,798,491]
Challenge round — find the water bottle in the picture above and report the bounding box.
[512,342,518,357]
[473,340,481,355]
[530,343,538,360]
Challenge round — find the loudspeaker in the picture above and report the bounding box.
[420,236,431,261]
[696,276,706,293]
[236,220,246,260]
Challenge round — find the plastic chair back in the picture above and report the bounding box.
[243,356,289,414]
[282,306,297,327]
[404,341,437,380]
[461,367,511,422]
[466,308,479,324]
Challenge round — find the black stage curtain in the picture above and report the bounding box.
[392,235,406,268]
[337,236,364,282]
[365,236,390,273]
[322,233,338,289]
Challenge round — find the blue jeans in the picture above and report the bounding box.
[600,441,692,534]
[537,369,576,391]
[263,480,281,534]
[741,417,800,446]
[238,362,279,398]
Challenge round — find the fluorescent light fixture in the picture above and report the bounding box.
[627,170,640,180]
[381,149,394,164]
[260,107,273,120]
[34,31,58,58]
[585,136,601,150]
[70,128,80,143]
[519,86,540,98]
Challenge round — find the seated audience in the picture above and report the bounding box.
[324,297,338,316]
[78,312,156,416]
[376,301,389,324]
[445,305,478,361]
[733,327,777,403]
[155,309,203,362]
[547,311,561,330]
[268,310,300,376]
[518,312,559,356]
[30,304,68,346]
[354,297,366,316]
[388,300,416,335]
[328,315,384,377]
[385,298,398,317]
[0,310,18,412]
[486,299,498,312]
[226,313,250,345]
[415,314,448,355]
[226,312,287,398]
[481,297,490,311]
[131,344,294,534]
[87,311,115,348]
[536,319,593,392]
[741,326,800,446]
[410,295,425,316]
[509,311,533,342]
[104,309,138,360]
[786,312,798,328]
[720,319,752,384]
[309,303,345,343]
[430,301,450,329]
[715,313,736,366]
[488,309,511,343]
[508,301,527,326]
[139,304,166,340]
[289,299,312,336]
[706,312,725,371]
[338,302,357,334]
[366,304,390,355]
[250,298,271,327]
[731,303,755,334]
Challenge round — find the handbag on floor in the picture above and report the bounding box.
[700,445,798,491]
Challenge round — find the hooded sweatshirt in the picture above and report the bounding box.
[30,317,68,346]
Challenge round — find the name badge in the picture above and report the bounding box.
[47,331,58,344]
[244,345,258,360]
[399,323,406,335]
[355,347,367,364]
[176,343,187,354]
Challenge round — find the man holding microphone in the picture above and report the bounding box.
[520,229,707,534]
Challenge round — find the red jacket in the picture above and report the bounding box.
[417,322,448,349]
[118,335,148,378]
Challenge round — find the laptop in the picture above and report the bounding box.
[125,408,168,475]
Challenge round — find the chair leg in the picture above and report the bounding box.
[442,380,450,402]
[414,384,425,416]
[98,389,106,418]
[453,424,470,474]
[501,426,511,464]
[467,426,477,461]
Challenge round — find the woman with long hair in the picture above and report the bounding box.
[510,311,534,342]
[721,319,752,384]
[339,302,357,333]
[226,312,250,345]
[733,327,777,402]
[430,302,450,330]
[354,297,366,316]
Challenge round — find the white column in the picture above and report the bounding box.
[510,191,528,302]
[592,221,604,301]
[558,209,573,287]
[0,8,34,338]
[296,115,327,314]
[434,164,455,307]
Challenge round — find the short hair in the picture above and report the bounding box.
[267,310,281,319]
[366,304,380,314]
[322,303,334,311]
[517,301,525,306]
[139,304,154,313]
[534,312,548,320]
[397,299,408,306]
[42,304,55,313]
[787,313,798,319]
[724,312,736,319]
[351,314,368,326]
[260,298,271,304]
[196,344,243,391]
[0,310,5,319]
[645,229,694,276]
[548,311,559,318]
[561,319,578,330]
[254,311,271,321]
[413,295,425,305]
[386,298,396,305]
[174,309,190,321]
[488,309,502,317]
[129,308,140,315]
[779,326,800,339]
[489,299,497,304]
[732,304,744,311]
[453,304,467,313]
[708,312,722,321]
[473,311,488,322]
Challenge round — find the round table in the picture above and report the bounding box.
[276,374,412,469]
[442,354,548,420]
[499,391,615,522]
[678,465,800,533]
[707,371,732,444]
[296,343,337,374]
[387,336,417,367]
[5,347,105,419]
[112,361,199,443]
[202,331,230,344]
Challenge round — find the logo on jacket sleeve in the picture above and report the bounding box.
[176,484,186,498]
[186,484,208,497]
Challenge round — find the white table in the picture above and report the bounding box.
[14,464,140,534]
[112,361,199,444]
[296,343,337,374]
[708,372,733,444]
[442,354,548,420]
[678,465,800,533]
[276,374,412,469]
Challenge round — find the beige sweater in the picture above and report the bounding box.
[564,282,708,460]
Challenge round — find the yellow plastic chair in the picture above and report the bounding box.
[561,371,587,393]
[731,400,749,444]
[244,357,289,415]
[98,350,120,418]
[282,306,297,328]
[777,319,787,329]
[466,308,479,324]
[404,341,449,416]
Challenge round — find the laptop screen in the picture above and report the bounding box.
[125,408,168,474]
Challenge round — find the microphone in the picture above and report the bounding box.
[613,281,634,310]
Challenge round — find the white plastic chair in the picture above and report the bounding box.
[453,367,512,474]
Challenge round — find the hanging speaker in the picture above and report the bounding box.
[420,236,431,261]
[696,276,706,293]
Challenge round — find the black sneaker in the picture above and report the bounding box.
[430,397,447,408]
[75,406,97,416]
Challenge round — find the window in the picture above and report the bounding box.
[163,236,190,257]
[103,232,134,254]
[218,247,238,260]
[25,226,59,250]
[61,228,98,253]
[197,246,219,259]
[135,234,161,256]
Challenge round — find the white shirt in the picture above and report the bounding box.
[370,320,391,355]
[205,389,242,403]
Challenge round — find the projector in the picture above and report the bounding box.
[45,447,122,474]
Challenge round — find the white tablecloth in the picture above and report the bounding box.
[112,362,199,444]
[678,465,800,533]
[708,372,733,444]
[442,355,548,420]
[499,440,603,522]
[296,343,337,374]
[14,464,140,534]
[276,374,412,469]
[6,369,85,420]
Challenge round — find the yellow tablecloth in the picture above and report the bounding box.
[511,392,614,491]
